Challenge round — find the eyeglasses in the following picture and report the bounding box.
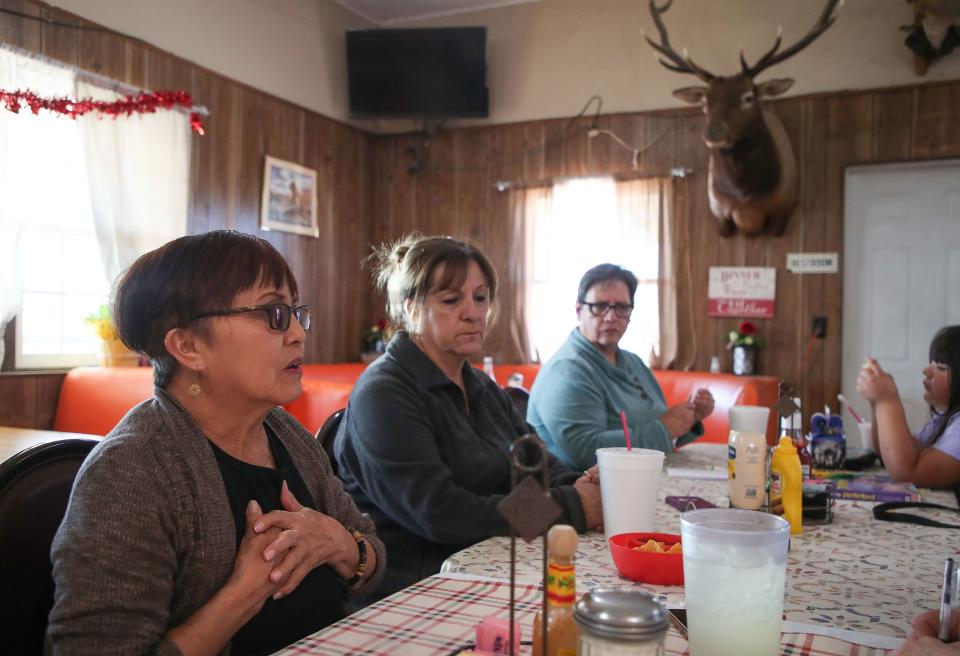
[583,301,634,318]
[195,303,312,332]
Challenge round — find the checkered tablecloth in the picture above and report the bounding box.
[442,444,959,639]
[275,574,894,655]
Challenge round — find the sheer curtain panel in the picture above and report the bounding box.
[76,80,189,286]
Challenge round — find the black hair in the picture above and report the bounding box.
[576,263,639,304]
[113,230,298,388]
[928,325,960,444]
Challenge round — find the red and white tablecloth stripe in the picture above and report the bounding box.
[275,574,894,655]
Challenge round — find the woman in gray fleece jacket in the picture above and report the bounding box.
[47,231,384,656]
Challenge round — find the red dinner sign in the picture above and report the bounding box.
[708,267,776,318]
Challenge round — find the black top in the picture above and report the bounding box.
[334,332,586,602]
[209,426,344,656]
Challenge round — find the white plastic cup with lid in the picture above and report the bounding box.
[596,447,665,539]
[728,405,770,435]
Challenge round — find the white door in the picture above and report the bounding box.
[843,160,960,447]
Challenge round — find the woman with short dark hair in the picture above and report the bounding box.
[334,234,602,602]
[528,263,715,471]
[48,230,383,655]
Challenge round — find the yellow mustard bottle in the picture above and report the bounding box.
[532,525,578,656]
[770,435,803,535]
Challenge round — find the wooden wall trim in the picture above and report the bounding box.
[369,79,960,423]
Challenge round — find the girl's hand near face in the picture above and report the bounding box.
[857,357,900,405]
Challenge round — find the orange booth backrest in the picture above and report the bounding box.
[54,363,779,445]
[54,366,155,436]
[652,371,780,445]
[281,379,354,436]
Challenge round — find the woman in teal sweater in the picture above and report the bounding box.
[527,263,714,471]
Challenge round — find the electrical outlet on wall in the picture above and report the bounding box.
[812,316,828,339]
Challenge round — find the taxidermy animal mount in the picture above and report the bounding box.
[644,0,841,237]
[903,0,960,76]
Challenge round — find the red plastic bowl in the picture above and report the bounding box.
[609,532,684,585]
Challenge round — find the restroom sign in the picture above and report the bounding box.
[708,267,776,318]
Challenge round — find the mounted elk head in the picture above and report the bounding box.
[645,0,841,237]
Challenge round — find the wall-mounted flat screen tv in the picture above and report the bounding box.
[346,27,489,119]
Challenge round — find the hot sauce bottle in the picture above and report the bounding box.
[782,399,811,479]
[532,524,578,656]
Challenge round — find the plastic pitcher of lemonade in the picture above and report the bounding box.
[680,508,790,656]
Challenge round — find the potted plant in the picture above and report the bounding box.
[727,321,762,376]
[360,319,389,363]
[85,304,138,367]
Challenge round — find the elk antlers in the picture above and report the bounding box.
[645,0,843,80]
[645,0,716,81]
[740,0,842,77]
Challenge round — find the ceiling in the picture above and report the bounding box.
[334,0,542,25]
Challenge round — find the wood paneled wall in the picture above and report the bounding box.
[0,0,375,427]
[370,80,960,422]
[3,0,960,431]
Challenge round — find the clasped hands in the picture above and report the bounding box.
[230,481,358,606]
[661,388,715,439]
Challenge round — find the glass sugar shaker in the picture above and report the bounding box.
[573,588,669,655]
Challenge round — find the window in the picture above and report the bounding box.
[525,176,665,363]
[0,48,105,368]
[0,46,190,369]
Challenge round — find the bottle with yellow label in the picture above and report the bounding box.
[532,525,578,656]
[770,435,803,535]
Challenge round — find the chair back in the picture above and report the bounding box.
[503,385,531,418]
[0,438,97,653]
[315,409,345,476]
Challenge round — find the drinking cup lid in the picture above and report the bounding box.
[574,588,669,641]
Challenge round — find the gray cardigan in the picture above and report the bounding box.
[47,388,385,655]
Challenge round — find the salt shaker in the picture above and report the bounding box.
[573,588,669,655]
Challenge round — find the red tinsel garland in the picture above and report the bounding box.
[0,88,205,135]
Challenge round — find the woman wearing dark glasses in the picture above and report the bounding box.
[527,263,715,471]
[48,230,383,655]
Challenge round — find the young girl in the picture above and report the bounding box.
[857,325,960,488]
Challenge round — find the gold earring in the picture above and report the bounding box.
[188,368,202,397]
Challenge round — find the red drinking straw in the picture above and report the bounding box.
[620,410,633,451]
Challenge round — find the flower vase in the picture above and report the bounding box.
[99,339,139,367]
[732,345,756,376]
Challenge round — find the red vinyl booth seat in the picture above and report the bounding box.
[281,379,354,436]
[53,366,353,438]
[53,367,154,436]
[54,363,779,445]
[652,371,780,445]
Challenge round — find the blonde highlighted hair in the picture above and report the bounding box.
[370,234,499,334]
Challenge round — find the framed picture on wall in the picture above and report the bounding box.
[259,156,319,238]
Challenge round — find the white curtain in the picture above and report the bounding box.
[507,185,551,361]
[615,177,677,369]
[523,176,672,364]
[75,80,189,286]
[0,47,77,364]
